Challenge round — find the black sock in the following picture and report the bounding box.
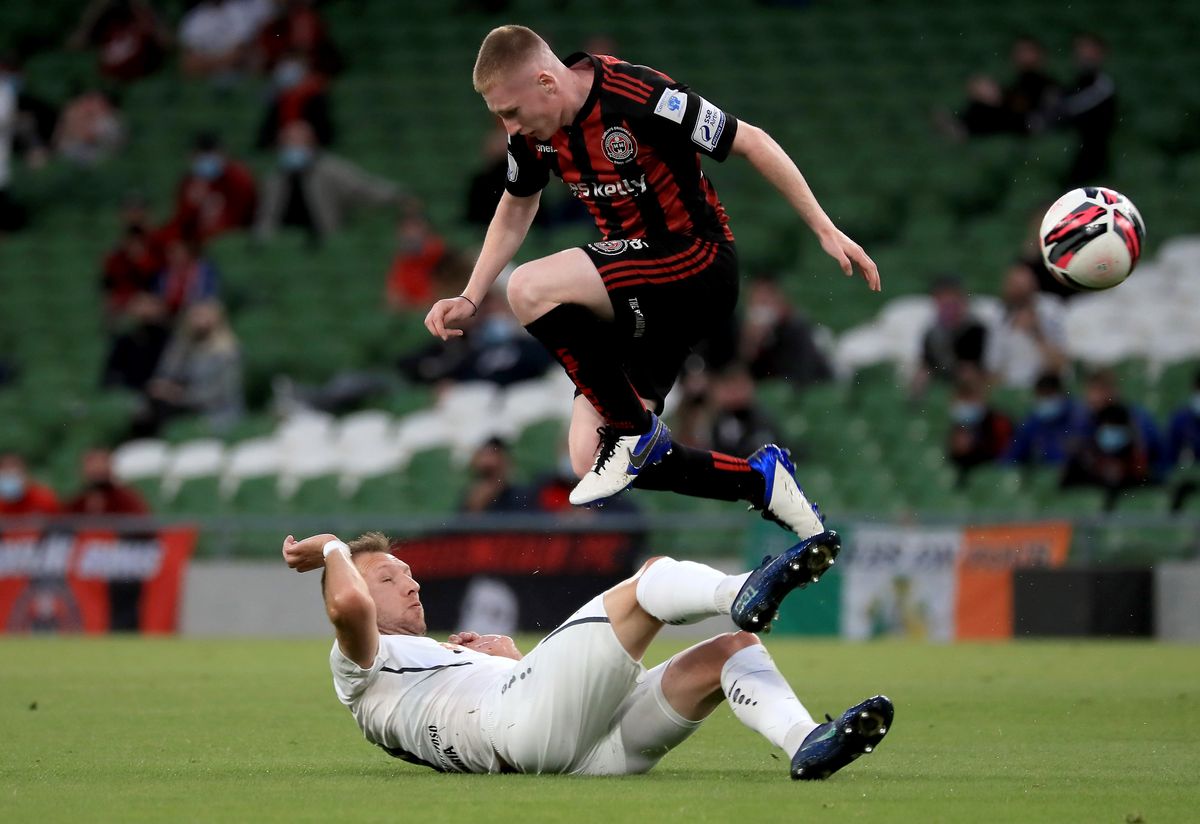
[633,443,766,506]
[525,305,650,433]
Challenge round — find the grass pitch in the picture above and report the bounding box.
[2,637,1197,823]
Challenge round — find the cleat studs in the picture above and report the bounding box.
[844,726,852,734]
[864,746,873,753]
[811,575,819,583]
[879,727,887,734]
[860,712,869,718]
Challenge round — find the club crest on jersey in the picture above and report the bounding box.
[589,239,629,256]
[602,126,637,164]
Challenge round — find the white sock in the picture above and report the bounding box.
[720,644,818,756]
[635,558,751,625]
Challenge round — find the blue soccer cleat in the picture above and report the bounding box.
[570,413,673,505]
[730,530,841,632]
[791,695,894,781]
[747,445,826,539]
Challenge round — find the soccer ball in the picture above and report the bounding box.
[1038,187,1146,291]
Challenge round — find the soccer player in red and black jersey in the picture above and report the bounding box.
[426,26,880,547]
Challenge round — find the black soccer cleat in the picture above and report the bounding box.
[791,695,894,781]
[730,530,841,633]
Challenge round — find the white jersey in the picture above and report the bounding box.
[330,634,516,773]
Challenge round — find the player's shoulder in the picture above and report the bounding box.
[593,53,676,109]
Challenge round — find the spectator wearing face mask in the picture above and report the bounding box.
[708,365,781,459]
[385,207,450,310]
[0,453,60,515]
[1082,368,1166,479]
[254,119,402,243]
[946,368,1013,485]
[460,437,531,514]
[1061,403,1153,506]
[255,53,333,149]
[1005,372,1089,466]
[739,273,833,387]
[166,131,257,242]
[64,448,149,514]
[911,276,990,398]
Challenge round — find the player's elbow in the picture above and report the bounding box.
[731,121,767,158]
[326,589,374,628]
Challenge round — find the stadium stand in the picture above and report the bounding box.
[1,0,1198,562]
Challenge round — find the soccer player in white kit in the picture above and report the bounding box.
[282,531,894,779]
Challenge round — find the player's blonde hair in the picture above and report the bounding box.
[320,532,394,595]
[472,25,556,93]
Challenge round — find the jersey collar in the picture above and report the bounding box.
[562,52,601,128]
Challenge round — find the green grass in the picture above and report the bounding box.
[2,638,1198,823]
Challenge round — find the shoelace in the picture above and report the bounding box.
[592,426,622,475]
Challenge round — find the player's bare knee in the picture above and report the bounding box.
[505,264,547,322]
[707,632,761,665]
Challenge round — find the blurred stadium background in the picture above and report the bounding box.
[0,0,1195,638]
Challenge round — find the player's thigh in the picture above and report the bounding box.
[506,248,614,323]
[576,660,703,776]
[491,594,643,774]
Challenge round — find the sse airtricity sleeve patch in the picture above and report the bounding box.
[691,96,727,153]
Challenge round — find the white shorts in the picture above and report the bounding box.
[488,595,701,775]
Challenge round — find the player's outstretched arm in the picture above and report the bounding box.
[730,122,881,292]
[447,631,524,660]
[424,190,542,340]
[282,534,378,667]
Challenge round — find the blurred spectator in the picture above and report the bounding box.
[669,368,713,449]
[255,52,334,149]
[464,125,508,227]
[133,300,243,436]
[179,0,274,81]
[69,0,171,83]
[1061,403,1153,504]
[1,54,58,173]
[1166,369,1200,512]
[460,437,531,513]
[1005,372,1089,466]
[1082,368,1166,477]
[0,453,60,515]
[167,132,258,242]
[528,448,643,526]
[64,448,149,514]
[101,293,172,391]
[911,276,989,396]
[946,368,1013,484]
[255,120,401,243]
[385,208,452,311]
[985,261,1068,388]
[708,365,781,458]
[0,60,26,233]
[102,199,168,318]
[158,238,220,316]
[397,292,553,387]
[1001,36,1058,131]
[53,88,125,165]
[739,273,833,385]
[255,0,343,77]
[1166,369,1200,469]
[938,36,1058,140]
[1045,33,1117,186]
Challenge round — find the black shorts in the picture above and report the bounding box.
[581,234,739,410]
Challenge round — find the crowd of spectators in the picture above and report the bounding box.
[0,448,149,516]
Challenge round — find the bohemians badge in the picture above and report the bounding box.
[602,126,637,164]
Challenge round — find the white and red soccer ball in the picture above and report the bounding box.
[1039,186,1146,291]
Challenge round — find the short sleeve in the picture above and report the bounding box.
[330,640,384,706]
[640,82,740,162]
[503,135,550,197]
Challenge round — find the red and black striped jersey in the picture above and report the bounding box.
[504,52,738,243]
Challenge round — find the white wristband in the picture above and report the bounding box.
[322,540,350,560]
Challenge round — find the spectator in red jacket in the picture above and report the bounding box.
[946,368,1013,485]
[68,0,171,83]
[102,223,165,317]
[167,132,258,242]
[0,453,60,515]
[255,0,343,77]
[255,53,334,149]
[64,448,150,514]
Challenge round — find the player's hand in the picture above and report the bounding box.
[818,228,881,292]
[282,533,338,573]
[424,297,476,341]
[448,632,523,660]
